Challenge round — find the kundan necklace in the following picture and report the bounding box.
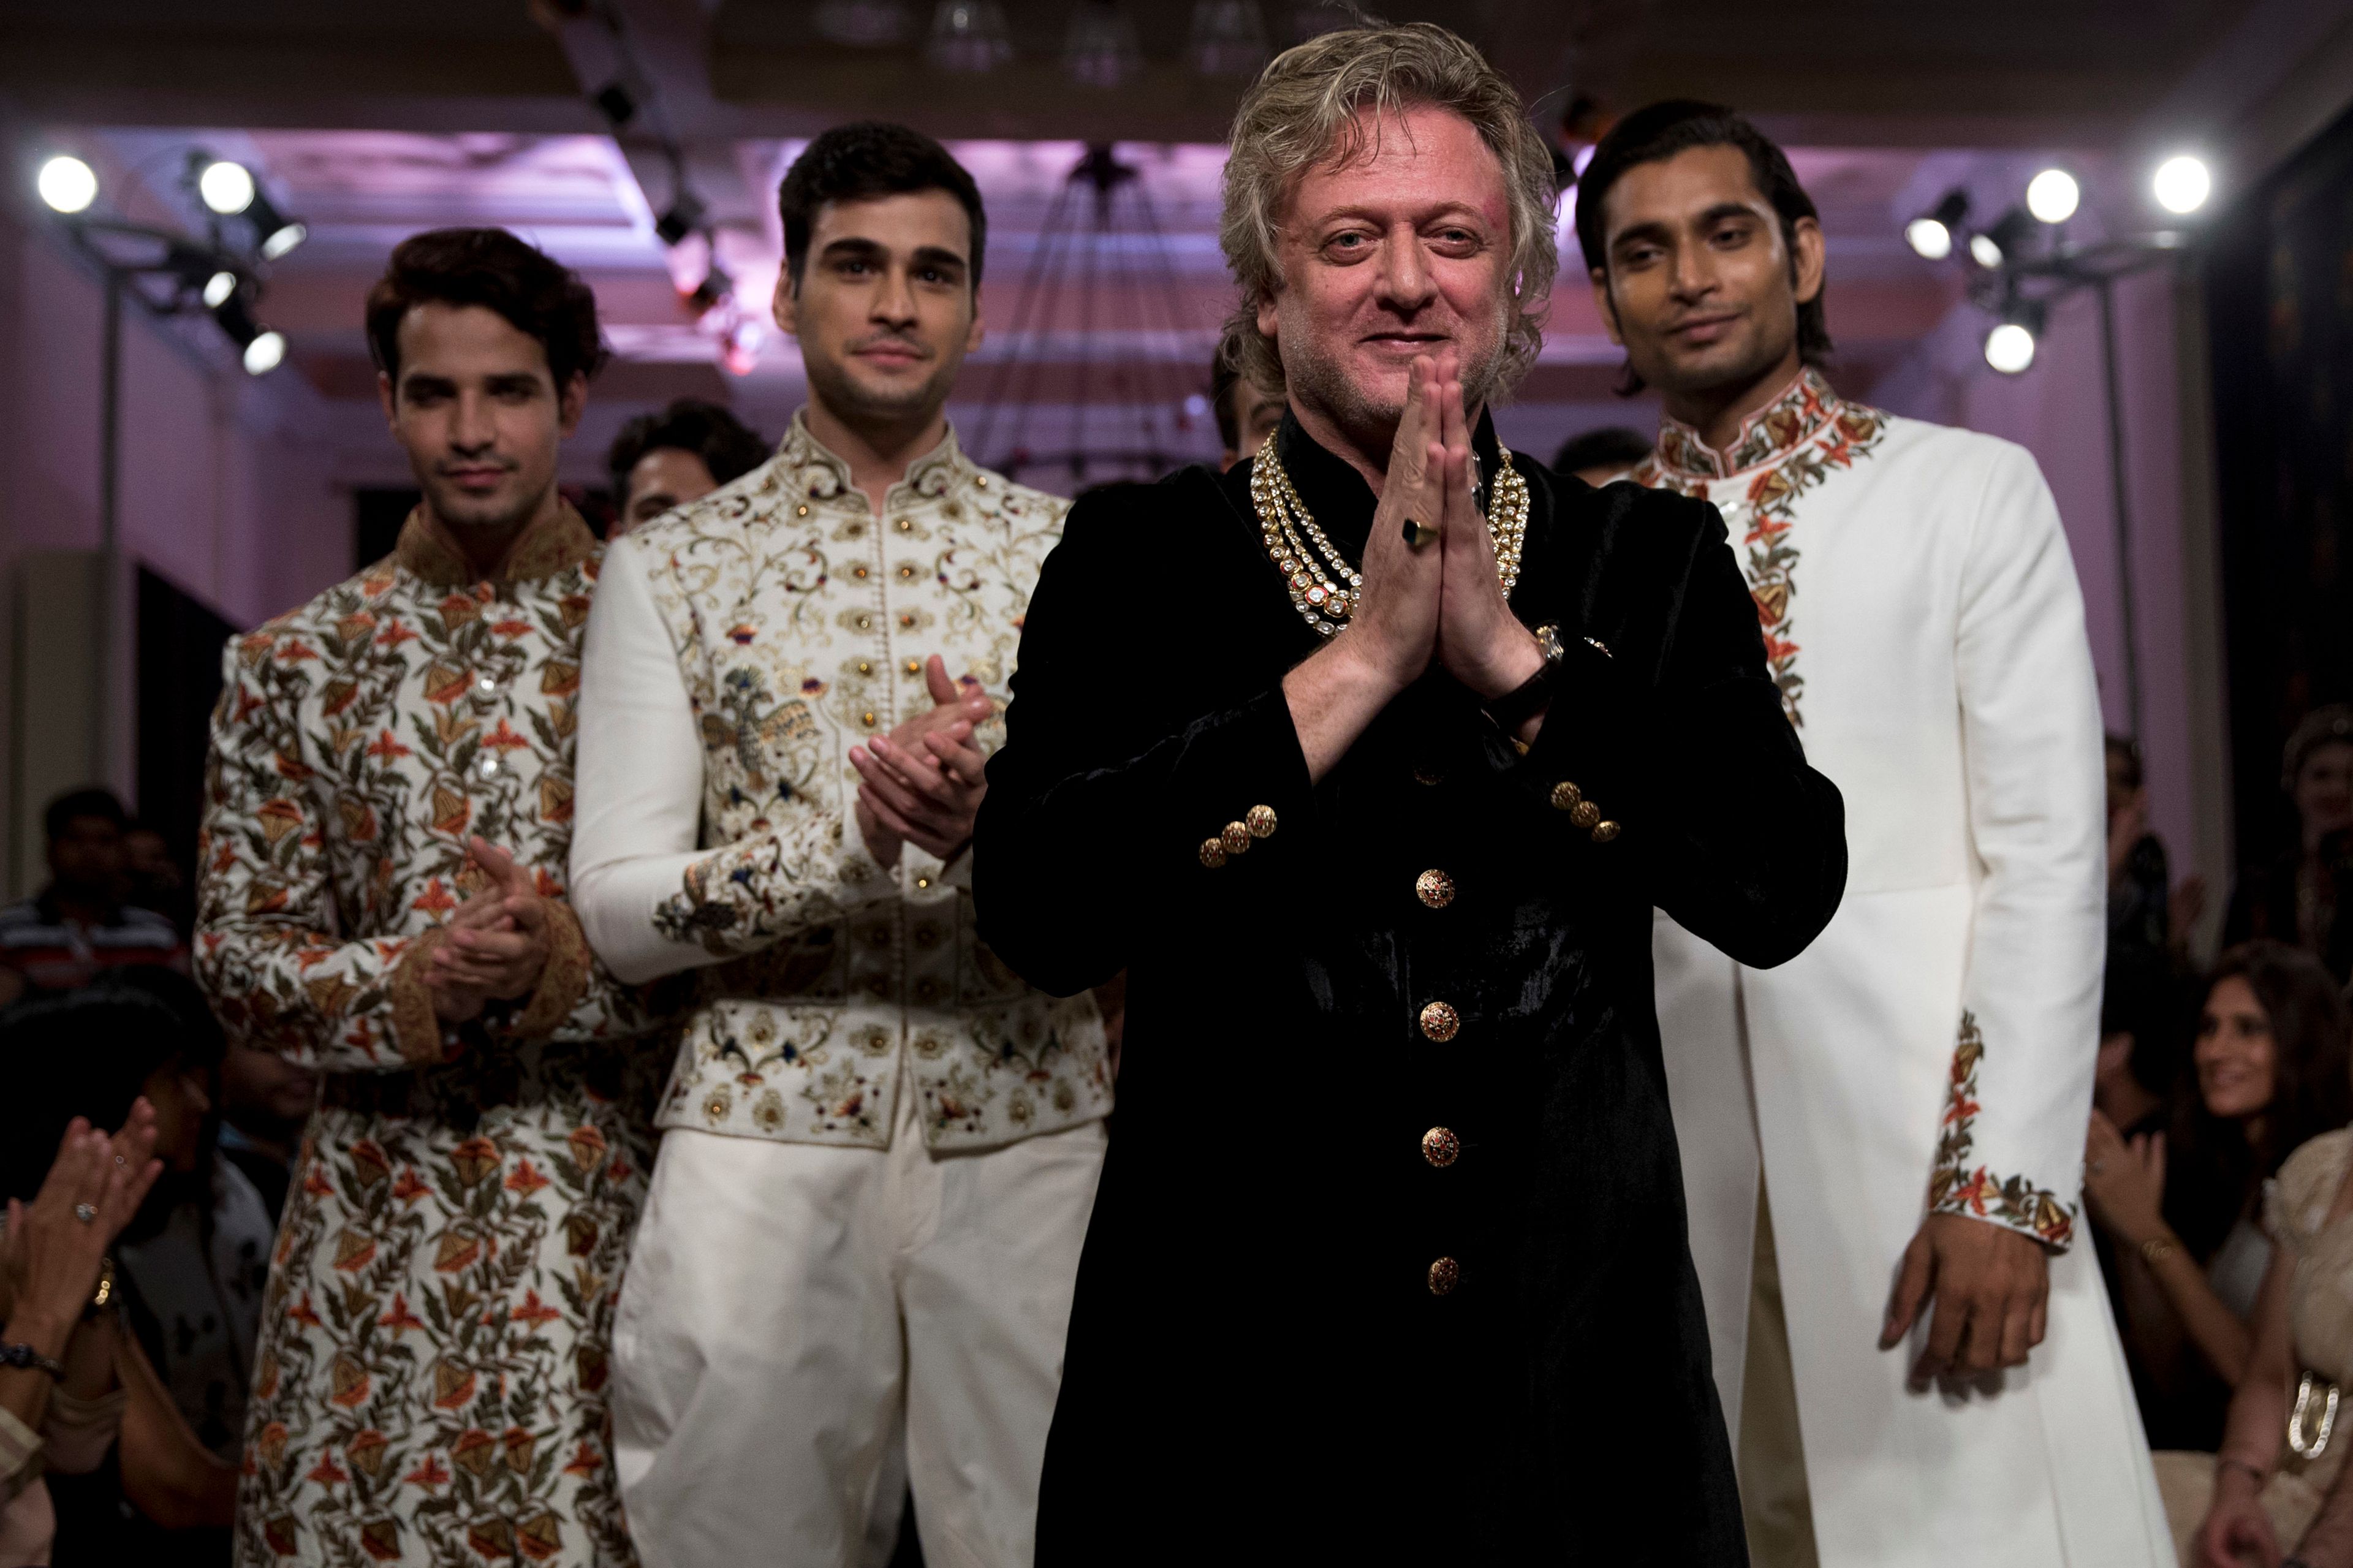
[1250,428,1531,637]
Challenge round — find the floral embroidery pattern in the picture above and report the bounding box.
[622,412,1113,1153]
[1927,1011,2075,1248]
[1633,369,1887,727]
[198,509,664,1567]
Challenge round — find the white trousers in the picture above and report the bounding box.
[611,1081,1107,1568]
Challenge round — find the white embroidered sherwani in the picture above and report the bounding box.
[569,411,1112,1148]
[1636,371,2169,1566]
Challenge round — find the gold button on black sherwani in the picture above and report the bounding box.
[979,406,1848,1564]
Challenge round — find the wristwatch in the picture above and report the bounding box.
[1482,623,1564,733]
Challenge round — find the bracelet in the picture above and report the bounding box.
[2140,1233,2180,1267]
[0,1341,66,1380]
[2218,1455,2268,1487]
[83,1256,115,1321]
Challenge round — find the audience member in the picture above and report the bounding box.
[2189,1107,2353,1567]
[0,789,185,1008]
[2110,732,2206,966]
[2086,941,2352,1451]
[1208,348,1283,470]
[2226,704,2353,983]
[605,396,770,533]
[1550,424,1653,486]
[121,821,194,941]
[1,987,239,1566]
[208,1040,316,1225]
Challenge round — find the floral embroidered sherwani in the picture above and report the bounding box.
[197,507,664,1568]
[570,411,1111,1148]
[1635,371,2170,1566]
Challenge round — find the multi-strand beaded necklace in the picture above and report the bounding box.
[1249,428,1531,637]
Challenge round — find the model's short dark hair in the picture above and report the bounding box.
[45,786,127,843]
[1552,426,1654,477]
[1575,100,1833,393]
[608,399,772,498]
[778,123,987,293]
[365,227,609,392]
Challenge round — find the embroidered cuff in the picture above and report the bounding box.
[501,901,591,1041]
[385,930,452,1067]
[1925,1011,2077,1251]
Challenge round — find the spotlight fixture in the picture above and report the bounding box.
[210,291,287,376]
[683,260,734,319]
[656,188,708,248]
[1904,189,1968,261]
[202,269,238,309]
[37,154,98,214]
[1187,0,1268,76]
[1064,0,1142,88]
[2153,154,2212,215]
[1982,297,2045,376]
[2025,167,2079,225]
[928,0,1013,72]
[1970,206,2036,270]
[197,159,256,216]
[593,81,638,128]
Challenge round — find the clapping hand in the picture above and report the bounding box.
[851,656,993,868]
[2083,1110,2168,1246]
[5,1104,162,1335]
[426,837,553,1021]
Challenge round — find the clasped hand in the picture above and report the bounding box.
[851,655,993,869]
[428,836,555,1024]
[1343,349,1544,708]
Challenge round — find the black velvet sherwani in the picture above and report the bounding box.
[974,413,1848,1563]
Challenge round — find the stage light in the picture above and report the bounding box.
[656,189,707,248]
[928,0,1012,72]
[1904,189,1968,260]
[259,218,306,260]
[1971,206,2036,270]
[37,154,97,214]
[1188,0,1267,76]
[2153,155,2211,214]
[199,159,256,215]
[203,270,238,308]
[243,330,286,376]
[593,81,638,128]
[2026,168,2079,224]
[1983,297,2045,376]
[1064,0,1141,88]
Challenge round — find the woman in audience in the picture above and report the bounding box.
[2226,704,2353,984]
[2086,941,2352,1450]
[0,985,239,1564]
[2,1098,161,1566]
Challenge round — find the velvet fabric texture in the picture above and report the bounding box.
[974,413,1847,1562]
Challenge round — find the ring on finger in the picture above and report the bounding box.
[73,1203,97,1224]
[1402,518,1438,548]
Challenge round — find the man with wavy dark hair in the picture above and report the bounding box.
[1583,101,2171,1566]
[977,25,1847,1561]
[605,398,770,534]
[199,226,662,1568]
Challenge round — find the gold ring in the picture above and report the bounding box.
[1403,518,1438,548]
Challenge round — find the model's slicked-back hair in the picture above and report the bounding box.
[1575,100,1833,384]
[365,227,608,390]
[1217,22,1560,403]
[778,122,987,293]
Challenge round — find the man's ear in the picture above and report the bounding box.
[1590,268,1624,348]
[557,372,588,438]
[773,268,799,336]
[965,289,985,355]
[1790,215,1827,308]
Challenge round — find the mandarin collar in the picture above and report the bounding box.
[1655,366,1844,482]
[1268,407,1506,560]
[776,407,975,509]
[394,502,596,589]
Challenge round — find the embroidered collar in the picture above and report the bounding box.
[776,407,979,509]
[1654,368,1844,482]
[1267,407,1506,561]
[394,502,596,589]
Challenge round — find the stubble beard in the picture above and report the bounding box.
[1278,303,1509,468]
[806,351,958,442]
[420,472,548,539]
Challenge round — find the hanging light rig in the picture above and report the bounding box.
[968,143,1210,490]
